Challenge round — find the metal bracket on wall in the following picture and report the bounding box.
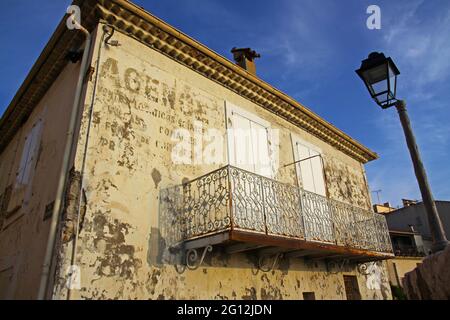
[174,245,213,273]
[326,259,350,274]
[186,245,213,270]
[357,261,382,275]
[258,253,284,273]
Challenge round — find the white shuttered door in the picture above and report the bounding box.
[293,136,334,242]
[227,104,271,178]
[295,142,326,196]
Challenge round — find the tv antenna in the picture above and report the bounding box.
[371,189,382,204]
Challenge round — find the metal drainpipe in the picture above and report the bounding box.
[37,20,92,300]
[66,24,116,301]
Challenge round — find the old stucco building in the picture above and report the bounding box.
[0,0,394,300]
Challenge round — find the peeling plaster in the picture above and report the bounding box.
[49,28,392,300]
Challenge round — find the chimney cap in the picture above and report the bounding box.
[231,47,261,61]
[402,199,419,207]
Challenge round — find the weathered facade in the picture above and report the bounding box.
[387,257,422,289]
[0,0,393,300]
[385,201,450,254]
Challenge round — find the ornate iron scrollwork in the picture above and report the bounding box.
[357,261,382,275]
[159,165,393,260]
[229,167,266,233]
[301,190,335,243]
[326,259,350,274]
[173,245,213,273]
[357,263,370,275]
[258,253,284,273]
[263,178,304,238]
[186,245,213,270]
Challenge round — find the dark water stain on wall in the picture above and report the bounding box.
[91,212,142,280]
[151,169,162,189]
[323,158,371,209]
[241,287,257,300]
[260,273,283,300]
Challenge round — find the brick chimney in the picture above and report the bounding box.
[231,47,261,75]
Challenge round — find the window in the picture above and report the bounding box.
[226,102,273,178]
[343,275,361,300]
[292,135,326,196]
[302,292,316,300]
[16,119,43,188]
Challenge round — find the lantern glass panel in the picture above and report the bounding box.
[356,52,401,108]
[363,64,388,97]
[388,64,397,99]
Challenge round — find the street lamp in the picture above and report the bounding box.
[356,52,399,109]
[356,52,449,253]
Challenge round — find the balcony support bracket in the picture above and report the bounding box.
[258,253,284,273]
[357,261,382,275]
[173,245,213,273]
[187,245,213,271]
[326,259,350,274]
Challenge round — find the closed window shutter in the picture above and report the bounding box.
[296,142,326,196]
[250,121,271,177]
[229,111,271,177]
[16,120,43,187]
[298,144,315,192]
[310,149,326,196]
[231,112,254,173]
[16,135,33,186]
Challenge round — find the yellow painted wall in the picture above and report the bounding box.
[52,25,391,300]
[387,257,422,287]
[0,60,83,299]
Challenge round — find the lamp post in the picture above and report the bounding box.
[356,52,449,253]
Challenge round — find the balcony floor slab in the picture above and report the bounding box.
[182,230,394,263]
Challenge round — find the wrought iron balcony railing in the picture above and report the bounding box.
[392,245,426,257]
[160,165,393,256]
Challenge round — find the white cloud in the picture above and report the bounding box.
[383,1,450,94]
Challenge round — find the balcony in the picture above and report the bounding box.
[160,166,393,266]
[392,245,425,257]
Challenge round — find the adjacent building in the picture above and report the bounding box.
[375,200,449,295]
[376,200,450,255]
[385,229,424,297]
[0,0,394,300]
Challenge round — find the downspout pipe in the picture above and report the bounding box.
[37,20,92,300]
[66,24,117,301]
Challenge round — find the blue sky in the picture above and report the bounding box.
[1,0,449,207]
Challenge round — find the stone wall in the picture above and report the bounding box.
[402,246,450,300]
[386,257,423,287]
